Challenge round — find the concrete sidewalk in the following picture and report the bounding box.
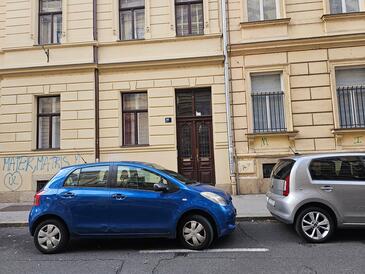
[0,194,271,227]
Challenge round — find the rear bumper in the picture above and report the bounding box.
[266,192,295,224]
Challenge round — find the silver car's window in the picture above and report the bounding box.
[309,156,365,181]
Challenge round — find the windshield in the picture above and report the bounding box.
[150,164,197,185]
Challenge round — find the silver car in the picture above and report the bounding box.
[266,153,365,243]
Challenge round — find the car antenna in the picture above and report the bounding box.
[72,148,87,164]
[289,146,299,155]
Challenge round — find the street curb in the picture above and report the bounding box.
[236,216,276,222]
[0,222,28,228]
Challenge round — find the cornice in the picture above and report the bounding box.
[230,33,365,56]
[98,55,224,71]
[1,41,97,53]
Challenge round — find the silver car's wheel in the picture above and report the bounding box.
[183,221,207,247]
[295,207,335,243]
[37,224,61,250]
[34,219,68,254]
[301,211,330,241]
[178,215,214,250]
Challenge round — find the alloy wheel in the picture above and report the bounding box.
[37,224,61,250]
[183,220,207,247]
[301,211,330,241]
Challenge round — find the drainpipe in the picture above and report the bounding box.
[93,0,100,163]
[220,0,239,194]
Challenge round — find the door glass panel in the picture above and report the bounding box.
[176,92,193,117]
[78,166,109,187]
[198,123,210,157]
[64,169,80,187]
[179,123,192,158]
[195,91,212,116]
[116,166,167,191]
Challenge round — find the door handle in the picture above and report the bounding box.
[61,192,75,198]
[320,186,333,192]
[112,194,126,200]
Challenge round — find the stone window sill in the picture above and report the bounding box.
[332,127,365,134]
[322,11,365,21]
[246,130,298,139]
[240,18,291,28]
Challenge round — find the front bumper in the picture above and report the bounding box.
[218,202,237,237]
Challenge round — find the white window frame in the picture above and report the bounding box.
[327,0,364,14]
[245,0,281,21]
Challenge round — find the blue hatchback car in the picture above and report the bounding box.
[29,162,236,254]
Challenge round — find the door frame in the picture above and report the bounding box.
[175,88,216,185]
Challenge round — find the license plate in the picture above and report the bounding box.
[268,198,275,207]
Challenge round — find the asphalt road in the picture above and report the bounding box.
[1,220,365,274]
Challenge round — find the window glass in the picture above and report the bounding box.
[122,93,149,145]
[176,0,204,36]
[251,74,285,132]
[263,0,277,20]
[38,96,60,149]
[195,91,212,116]
[247,0,277,21]
[336,68,365,128]
[263,163,276,178]
[330,0,359,13]
[40,0,61,12]
[78,166,109,187]
[116,166,168,191]
[64,169,80,187]
[39,0,62,44]
[247,0,261,21]
[252,73,281,93]
[120,0,145,40]
[272,160,294,180]
[309,157,365,181]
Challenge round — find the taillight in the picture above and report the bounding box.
[33,190,45,206]
[283,175,290,196]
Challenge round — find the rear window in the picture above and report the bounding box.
[309,156,365,181]
[272,160,295,180]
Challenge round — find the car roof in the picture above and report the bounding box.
[61,161,158,170]
[281,152,365,161]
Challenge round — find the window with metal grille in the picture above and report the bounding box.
[329,0,360,14]
[39,0,62,44]
[251,73,286,133]
[120,0,145,40]
[247,0,278,21]
[336,68,365,128]
[175,0,204,36]
[122,92,149,145]
[37,96,60,149]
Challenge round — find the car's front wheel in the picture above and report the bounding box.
[34,219,69,254]
[295,207,335,243]
[178,215,214,250]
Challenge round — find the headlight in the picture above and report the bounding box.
[201,192,227,206]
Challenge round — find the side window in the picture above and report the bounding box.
[116,166,169,191]
[309,157,365,181]
[64,166,109,187]
[64,169,80,187]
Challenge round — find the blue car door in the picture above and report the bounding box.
[57,165,111,235]
[108,164,182,235]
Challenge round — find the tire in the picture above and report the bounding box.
[295,207,335,243]
[178,215,214,250]
[33,219,69,254]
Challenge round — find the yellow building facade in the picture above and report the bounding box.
[228,0,365,193]
[0,0,365,201]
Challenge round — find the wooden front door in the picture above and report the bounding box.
[176,88,215,185]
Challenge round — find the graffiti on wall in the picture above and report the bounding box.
[1,155,83,191]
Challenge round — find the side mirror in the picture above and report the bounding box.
[153,182,169,192]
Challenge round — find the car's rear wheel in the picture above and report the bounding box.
[34,219,69,254]
[295,207,335,243]
[178,215,214,250]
